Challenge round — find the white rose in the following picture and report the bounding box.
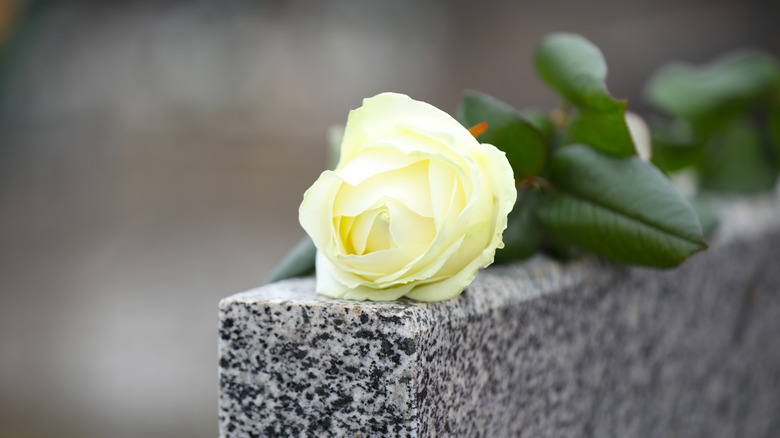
[299,92,516,301]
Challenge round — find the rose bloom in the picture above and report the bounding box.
[299,92,516,301]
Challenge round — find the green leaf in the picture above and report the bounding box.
[648,117,703,173]
[263,236,316,284]
[494,187,542,263]
[534,33,635,156]
[651,139,702,174]
[538,145,707,268]
[534,33,610,109]
[645,51,780,122]
[569,104,635,157]
[457,91,547,177]
[519,109,554,138]
[539,235,581,261]
[699,116,778,193]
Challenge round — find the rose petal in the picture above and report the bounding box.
[363,174,469,286]
[432,220,492,277]
[335,215,356,254]
[386,199,435,248]
[406,143,516,302]
[333,160,433,218]
[368,130,468,178]
[347,207,392,255]
[314,250,351,298]
[394,125,477,175]
[336,244,428,280]
[299,170,342,250]
[338,146,421,185]
[315,251,413,300]
[354,162,467,286]
[364,207,394,254]
[339,93,477,167]
[401,259,478,302]
[342,283,414,301]
[373,232,466,286]
[428,159,460,228]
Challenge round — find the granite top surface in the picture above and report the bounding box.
[223,255,615,324]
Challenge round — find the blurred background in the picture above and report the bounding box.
[0,0,778,436]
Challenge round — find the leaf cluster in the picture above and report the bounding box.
[645,51,780,194]
[459,33,707,268]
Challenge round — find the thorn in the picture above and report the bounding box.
[468,121,488,138]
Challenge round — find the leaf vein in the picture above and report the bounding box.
[553,187,705,247]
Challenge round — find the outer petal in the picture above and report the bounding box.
[406,143,516,301]
[402,258,480,302]
[315,252,413,301]
[299,171,342,251]
[342,283,414,301]
[338,93,477,167]
[314,250,350,299]
[337,146,422,186]
[479,141,517,242]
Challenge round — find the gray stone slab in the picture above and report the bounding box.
[218,194,780,437]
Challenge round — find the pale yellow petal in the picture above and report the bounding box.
[386,199,436,248]
[323,245,386,289]
[336,244,428,280]
[402,263,477,302]
[395,124,478,169]
[338,92,476,167]
[299,171,343,250]
[333,160,433,218]
[315,251,350,299]
[337,146,421,185]
[316,250,416,300]
[346,207,383,255]
[359,165,466,286]
[373,233,466,286]
[336,215,356,254]
[449,165,492,241]
[433,220,492,277]
[406,143,516,302]
[371,129,467,175]
[480,142,517,241]
[364,207,394,254]
[427,159,458,228]
[366,182,468,287]
[341,282,414,301]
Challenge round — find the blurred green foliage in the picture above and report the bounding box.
[646,50,780,194]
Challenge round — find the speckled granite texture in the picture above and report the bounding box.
[218,195,780,437]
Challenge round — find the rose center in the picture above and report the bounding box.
[364,205,393,254]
